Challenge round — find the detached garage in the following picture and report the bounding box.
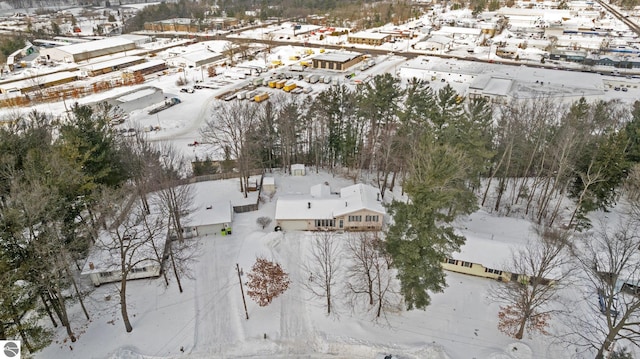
[186,199,234,237]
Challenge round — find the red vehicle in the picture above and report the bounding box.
[73,26,81,33]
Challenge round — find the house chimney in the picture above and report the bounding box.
[345,201,348,207]
[89,262,95,270]
[377,193,380,201]
[308,202,311,209]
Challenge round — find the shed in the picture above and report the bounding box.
[291,164,305,176]
[262,176,275,193]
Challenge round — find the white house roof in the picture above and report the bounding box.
[482,77,514,96]
[310,183,331,198]
[185,181,235,226]
[334,184,385,217]
[275,183,385,221]
[434,26,482,36]
[275,196,338,220]
[450,235,519,270]
[189,200,233,227]
[291,164,305,171]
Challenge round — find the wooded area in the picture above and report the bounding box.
[0,103,194,352]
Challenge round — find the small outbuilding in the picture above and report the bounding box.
[291,164,306,176]
[262,176,275,193]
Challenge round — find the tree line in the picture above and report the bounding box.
[0,104,194,354]
[202,74,640,231]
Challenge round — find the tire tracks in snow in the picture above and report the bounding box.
[274,233,316,354]
[193,236,246,353]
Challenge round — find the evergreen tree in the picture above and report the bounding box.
[385,134,477,309]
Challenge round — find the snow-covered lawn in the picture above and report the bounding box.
[36,170,572,359]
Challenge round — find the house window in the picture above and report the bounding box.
[484,268,503,275]
[461,261,473,268]
[99,272,112,278]
[348,215,362,222]
[365,215,379,222]
[447,258,458,265]
[315,219,335,227]
[132,267,147,273]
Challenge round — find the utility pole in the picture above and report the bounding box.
[236,263,249,320]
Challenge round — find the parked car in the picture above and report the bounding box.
[180,88,195,93]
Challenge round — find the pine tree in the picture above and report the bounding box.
[385,134,477,310]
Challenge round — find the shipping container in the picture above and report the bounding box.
[276,80,287,89]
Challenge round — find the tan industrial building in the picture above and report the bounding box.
[347,32,391,46]
[311,51,363,71]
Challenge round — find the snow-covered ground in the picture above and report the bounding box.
[1,31,638,359]
[36,170,573,359]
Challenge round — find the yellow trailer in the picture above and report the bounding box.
[254,92,270,102]
[275,80,287,89]
[283,82,297,92]
[268,80,278,88]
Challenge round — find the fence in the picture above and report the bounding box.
[181,170,264,213]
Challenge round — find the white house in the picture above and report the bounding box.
[275,183,385,231]
[81,209,167,286]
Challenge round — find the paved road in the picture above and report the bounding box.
[594,0,640,35]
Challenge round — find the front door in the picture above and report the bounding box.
[339,219,343,229]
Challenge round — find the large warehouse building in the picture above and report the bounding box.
[311,51,363,71]
[40,36,141,63]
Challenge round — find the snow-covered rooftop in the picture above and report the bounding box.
[275,183,385,220]
[53,36,134,55]
[79,55,143,71]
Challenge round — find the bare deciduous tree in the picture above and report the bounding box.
[569,218,640,359]
[200,101,261,198]
[256,216,272,229]
[490,226,573,339]
[97,189,168,332]
[153,142,196,290]
[345,232,397,318]
[304,231,341,315]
